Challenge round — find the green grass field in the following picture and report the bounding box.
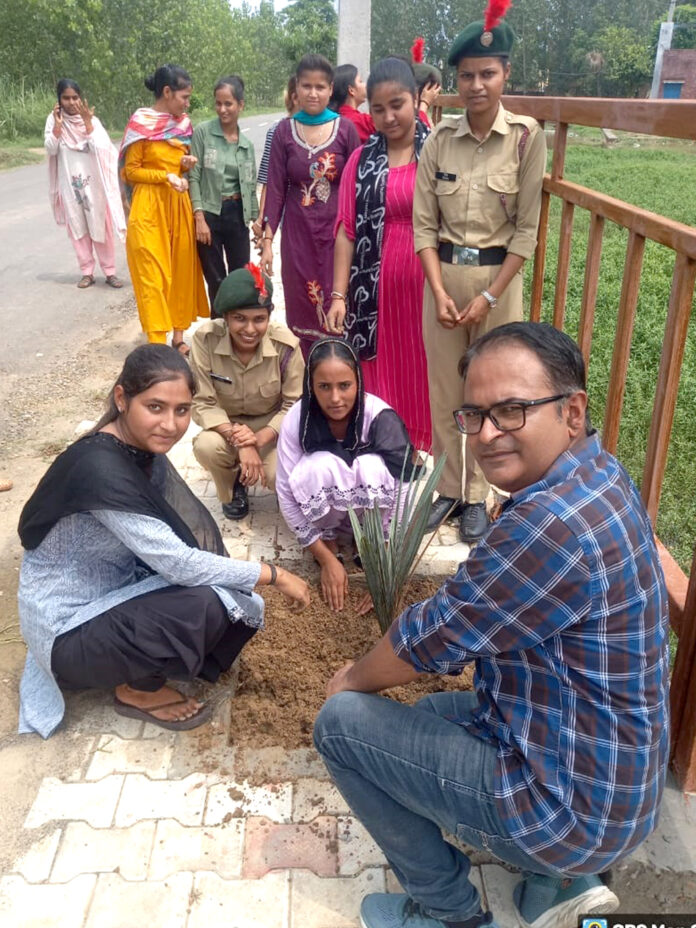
[530,141,696,571]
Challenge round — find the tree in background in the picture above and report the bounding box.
[280,0,338,64]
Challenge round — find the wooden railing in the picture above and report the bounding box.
[432,96,696,790]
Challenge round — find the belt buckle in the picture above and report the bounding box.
[453,246,479,267]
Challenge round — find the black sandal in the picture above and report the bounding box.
[171,340,190,358]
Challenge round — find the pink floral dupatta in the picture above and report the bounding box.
[118,107,193,203]
[45,110,126,240]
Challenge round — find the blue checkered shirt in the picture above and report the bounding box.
[390,434,669,874]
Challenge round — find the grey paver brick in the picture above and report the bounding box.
[51,820,156,883]
[290,868,386,927]
[480,863,521,928]
[85,733,175,780]
[188,871,290,928]
[0,874,96,928]
[205,779,292,825]
[336,816,386,875]
[10,827,62,882]
[148,819,244,880]
[24,775,124,829]
[293,778,350,821]
[84,872,193,928]
[114,773,207,827]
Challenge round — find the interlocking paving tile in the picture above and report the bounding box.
[24,775,124,829]
[85,733,174,780]
[188,871,290,928]
[205,778,292,825]
[51,821,155,883]
[84,872,193,928]
[114,773,207,827]
[336,816,385,875]
[243,816,338,879]
[0,874,96,928]
[480,863,522,928]
[290,868,386,927]
[10,828,62,882]
[293,778,350,821]
[234,746,328,782]
[148,819,244,880]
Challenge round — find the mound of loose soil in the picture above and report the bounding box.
[231,575,473,749]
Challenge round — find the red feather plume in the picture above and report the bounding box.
[245,262,268,299]
[484,0,512,32]
[410,36,425,64]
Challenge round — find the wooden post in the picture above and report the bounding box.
[602,231,646,454]
[553,201,575,330]
[641,254,696,521]
[530,189,550,322]
[670,544,696,791]
[577,213,605,366]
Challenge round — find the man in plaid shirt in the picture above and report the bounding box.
[314,322,669,928]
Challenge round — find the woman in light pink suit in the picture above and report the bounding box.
[44,79,125,289]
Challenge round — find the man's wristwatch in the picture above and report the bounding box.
[480,289,498,309]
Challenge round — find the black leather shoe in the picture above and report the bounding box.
[426,495,463,532]
[222,479,249,520]
[459,502,489,543]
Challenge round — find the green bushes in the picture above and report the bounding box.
[0,83,55,144]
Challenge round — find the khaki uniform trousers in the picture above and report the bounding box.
[193,412,278,504]
[423,262,523,502]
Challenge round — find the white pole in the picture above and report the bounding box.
[650,0,678,98]
[337,0,372,83]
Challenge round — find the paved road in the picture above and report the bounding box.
[0,111,282,378]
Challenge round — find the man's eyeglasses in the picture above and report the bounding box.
[452,394,570,435]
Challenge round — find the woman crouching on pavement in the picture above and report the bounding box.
[190,264,304,521]
[276,338,416,612]
[17,344,309,738]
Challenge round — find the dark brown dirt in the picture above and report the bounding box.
[230,575,473,749]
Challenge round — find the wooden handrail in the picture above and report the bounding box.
[544,178,696,259]
[434,94,696,140]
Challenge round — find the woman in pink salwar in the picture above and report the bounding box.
[44,79,126,289]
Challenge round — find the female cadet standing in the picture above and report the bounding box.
[414,1,546,542]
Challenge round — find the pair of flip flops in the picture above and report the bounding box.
[113,693,212,731]
[77,275,124,289]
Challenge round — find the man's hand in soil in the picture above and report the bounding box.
[325,635,421,697]
[326,661,356,697]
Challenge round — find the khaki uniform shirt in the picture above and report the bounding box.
[413,104,547,260]
[190,319,304,433]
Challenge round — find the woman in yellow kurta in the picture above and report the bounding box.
[120,64,208,352]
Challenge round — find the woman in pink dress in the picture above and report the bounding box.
[328,58,432,451]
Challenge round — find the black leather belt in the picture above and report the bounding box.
[222,193,242,201]
[438,243,507,266]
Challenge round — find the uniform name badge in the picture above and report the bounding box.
[435,171,457,182]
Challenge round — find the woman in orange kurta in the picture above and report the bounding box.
[120,65,208,352]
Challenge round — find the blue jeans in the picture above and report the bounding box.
[314,690,557,923]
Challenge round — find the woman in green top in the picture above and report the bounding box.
[189,75,259,313]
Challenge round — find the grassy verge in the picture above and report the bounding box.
[527,143,696,572]
[0,147,44,171]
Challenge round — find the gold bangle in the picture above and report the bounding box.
[330,290,346,301]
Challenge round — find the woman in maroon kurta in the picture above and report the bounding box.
[262,54,359,358]
[329,58,432,451]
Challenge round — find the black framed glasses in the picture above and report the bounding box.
[453,394,571,435]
